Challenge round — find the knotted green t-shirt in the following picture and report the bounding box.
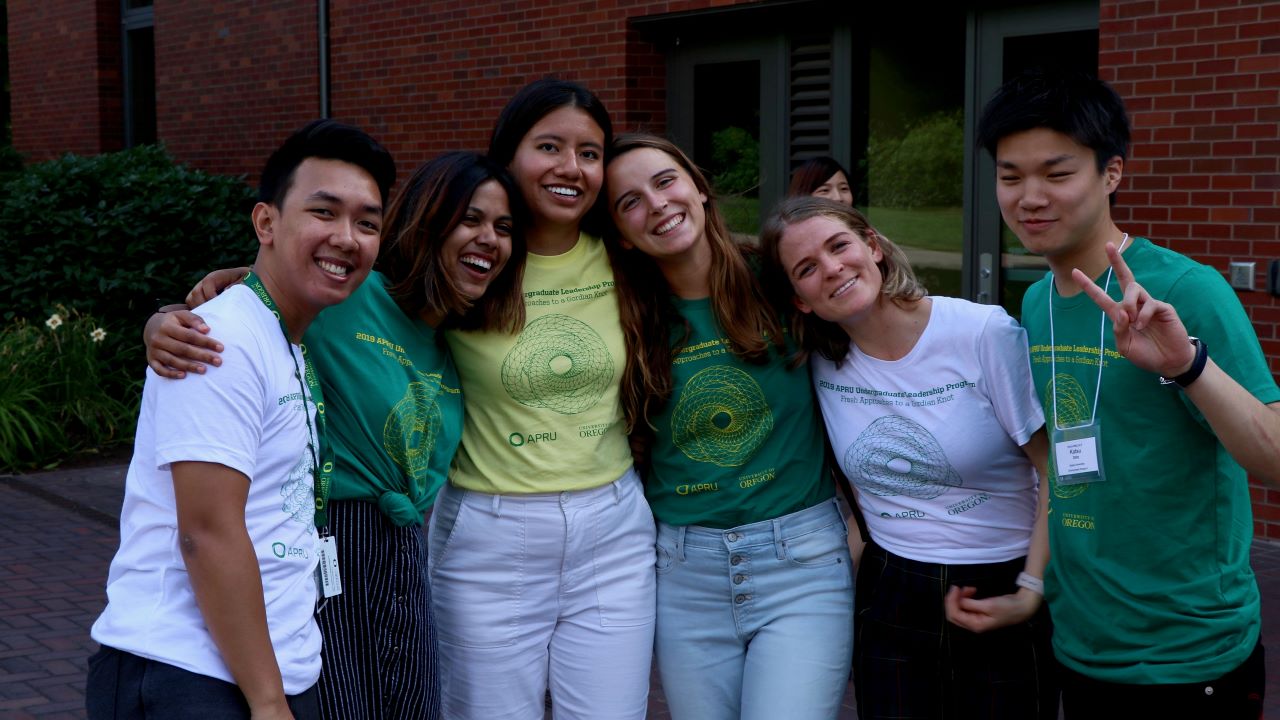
[307,271,462,526]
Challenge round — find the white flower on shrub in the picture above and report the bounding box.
[45,313,63,330]
[90,327,107,343]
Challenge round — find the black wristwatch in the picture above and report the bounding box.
[1159,337,1207,388]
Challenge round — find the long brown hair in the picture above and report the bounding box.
[377,151,527,332]
[759,196,926,367]
[604,133,786,466]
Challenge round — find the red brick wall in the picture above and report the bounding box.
[154,0,320,181]
[326,0,748,177]
[8,0,121,160]
[8,0,739,178]
[1098,0,1280,539]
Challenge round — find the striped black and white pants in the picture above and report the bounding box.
[316,499,441,719]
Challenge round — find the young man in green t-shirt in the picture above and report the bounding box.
[976,70,1280,718]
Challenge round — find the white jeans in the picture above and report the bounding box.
[428,468,656,720]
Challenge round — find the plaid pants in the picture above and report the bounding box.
[853,541,1057,720]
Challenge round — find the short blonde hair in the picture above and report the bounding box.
[759,196,927,366]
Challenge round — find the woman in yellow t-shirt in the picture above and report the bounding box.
[428,79,655,720]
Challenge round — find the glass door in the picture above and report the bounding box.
[964,1,1099,317]
[667,37,786,235]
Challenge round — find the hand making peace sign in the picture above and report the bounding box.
[1070,242,1198,380]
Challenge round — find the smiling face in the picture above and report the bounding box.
[778,214,883,325]
[811,170,853,206]
[253,157,382,322]
[994,127,1121,269]
[440,179,514,301]
[607,147,709,266]
[508,105,605,234]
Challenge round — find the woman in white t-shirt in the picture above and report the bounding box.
[759,197,1057,720]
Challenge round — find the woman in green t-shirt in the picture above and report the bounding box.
[602,133,855,720]
[143,150,528,719]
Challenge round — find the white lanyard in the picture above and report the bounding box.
[1047,233,1128,431]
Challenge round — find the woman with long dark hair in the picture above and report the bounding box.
[427,80,656,720]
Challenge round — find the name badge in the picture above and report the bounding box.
[1052,421,1106,486]
[315,535,343,598]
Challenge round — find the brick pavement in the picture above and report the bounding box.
[0,481,118,720]
[1,464,1275,719]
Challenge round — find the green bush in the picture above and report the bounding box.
[0,306,140,471]
[867,110,963,209]
[0,144,257,325]
[0,144,22,187]
[0,146,255,467]
[710,126,760,196]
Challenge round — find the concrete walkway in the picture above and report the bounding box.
[1,464,1275,719]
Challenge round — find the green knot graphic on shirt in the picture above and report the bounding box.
[501,314,615,415]
[671,366,773,467]
[844,416,961,499]
[281,448,316,528]
[1049,373,1090,498]
[383,372,443,484]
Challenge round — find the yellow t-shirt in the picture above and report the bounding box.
[445,234,632,493]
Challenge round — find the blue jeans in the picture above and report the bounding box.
[86,645,320,719]
[654,498,854,720]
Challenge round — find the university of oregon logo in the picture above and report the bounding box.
[501,314,614,415]
[671,366,772,467]
[844,415,962,500]
[383,372,444,483]
[1050,373,1090,499]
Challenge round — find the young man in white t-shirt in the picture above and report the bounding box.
[87,120,395,720]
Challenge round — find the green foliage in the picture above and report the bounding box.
[0,144,257,325]
[0,306,140,471]
[710,126,760,196]
[864,205,963,253]
[717,195,760,236]
[0,143,20,186]
[0,147,253,468]
[867,110,964,209]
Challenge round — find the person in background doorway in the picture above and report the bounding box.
[788,156,854,206]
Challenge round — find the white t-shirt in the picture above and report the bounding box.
[91,284,321,694]
[812,296,1044,564]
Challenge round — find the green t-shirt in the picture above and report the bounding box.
[305,271,463,526]
[445,234,632,494]
[645,297,832,528]
[1021,237,1279,684]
